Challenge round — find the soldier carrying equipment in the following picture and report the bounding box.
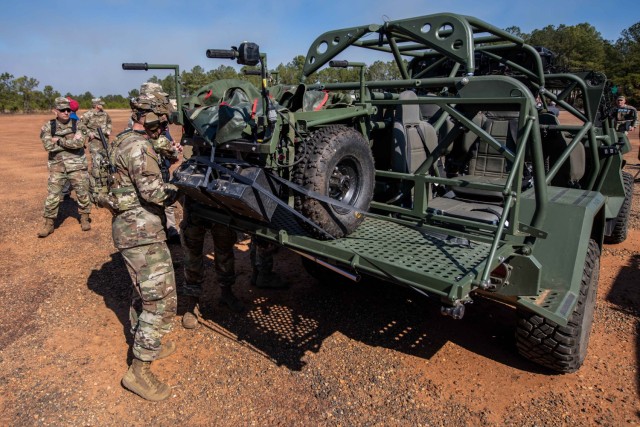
[97,127,115,186]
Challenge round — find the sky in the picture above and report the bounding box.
[1,0,638,97]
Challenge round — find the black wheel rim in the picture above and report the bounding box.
[328,156,360,215]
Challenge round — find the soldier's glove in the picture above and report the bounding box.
[163,184,180,206]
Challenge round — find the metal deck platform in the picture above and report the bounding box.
[192,201,496,300]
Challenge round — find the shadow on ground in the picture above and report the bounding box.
[86,243,551,374]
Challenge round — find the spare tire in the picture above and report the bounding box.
[293,125,374,239]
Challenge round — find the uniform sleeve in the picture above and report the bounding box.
[40,122,60,151]
[78,113,89,136]
[57,132,85,150]
[105,113,113,136]
[40,121,58,152]
[151,135,179,161]
[128,141,177,206]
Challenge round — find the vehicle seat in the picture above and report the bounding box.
[428,110,519,224]
[392,91,438,174]
[419,96,455,155]
[538,112,585,188]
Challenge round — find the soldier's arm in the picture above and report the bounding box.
[40,121,64,153]
[105,114,113,136]
[151,135,179,161]
[78,113,90,136]
[57,132,85,150]
[129,141,178,206]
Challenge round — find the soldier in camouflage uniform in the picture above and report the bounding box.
[37,97,92,237]
[140,83,181,243]
[79,97,113,200]
[108,94,179,402]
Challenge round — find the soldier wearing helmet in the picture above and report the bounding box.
[138,83,182,244]
[110,93,180,402]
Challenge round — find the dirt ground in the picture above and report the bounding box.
[0,109,638,426]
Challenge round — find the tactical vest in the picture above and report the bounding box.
[107,130,143,212]
[50,118,77,137]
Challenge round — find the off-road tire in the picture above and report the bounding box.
[516,239,600,373]
[293,125,374,239]
[604,171,633,244]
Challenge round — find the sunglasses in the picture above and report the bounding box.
[58,108,72,113]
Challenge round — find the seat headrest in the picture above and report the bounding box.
[397,91,421,123]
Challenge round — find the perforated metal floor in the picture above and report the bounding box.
[320,218,492,281]
[267,204,492,284]
[193,199,494,289]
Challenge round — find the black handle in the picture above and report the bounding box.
[244,70,261,76]
[122,63,149,70]
[329,60,349,68]
[205,49,237,59]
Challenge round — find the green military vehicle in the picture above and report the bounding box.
[127,13,633,373]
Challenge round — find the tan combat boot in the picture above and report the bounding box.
[37,218,55,238]
[181,296,200,329]
[121,358,171,401]
[80,214,91,231]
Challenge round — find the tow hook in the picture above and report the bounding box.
[441,302,466,320]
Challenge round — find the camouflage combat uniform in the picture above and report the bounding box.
[108,128,178,362]
[79,99,113,197]
[39,108,92,222]
[140,83,181,241]
[151,133,180,241]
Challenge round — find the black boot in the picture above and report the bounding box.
[220,286,244,313]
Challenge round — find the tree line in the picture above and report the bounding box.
[2,20,639,113]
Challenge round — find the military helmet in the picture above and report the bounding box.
[140,82,168,96]
[130,93,173,115]
[129,94,169,130]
